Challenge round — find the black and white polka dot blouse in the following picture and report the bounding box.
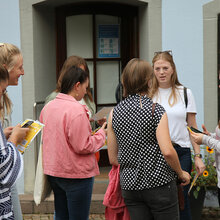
[112,94,176,190]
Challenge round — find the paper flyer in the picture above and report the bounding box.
[17,119,44,154]
[91,107,113,121]
[188,173,199,195]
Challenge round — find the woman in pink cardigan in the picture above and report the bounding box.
[40,66,107,220]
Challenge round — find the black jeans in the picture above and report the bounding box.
[218,187,220,206]
[122,180,179,220]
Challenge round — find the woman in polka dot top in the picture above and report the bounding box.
[107,58,191,220]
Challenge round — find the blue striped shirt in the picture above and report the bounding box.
[0,124,23,219]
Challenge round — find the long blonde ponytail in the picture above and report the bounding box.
[0,43,21,118]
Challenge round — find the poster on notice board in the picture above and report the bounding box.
[98,24,120,58]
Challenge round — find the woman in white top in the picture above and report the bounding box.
[150,51,205,220]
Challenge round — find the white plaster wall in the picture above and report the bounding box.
[203,0,220,132]
[32,6,56,102]
[0,1,23,129]
[139,0,162,61]
[0,0,24,194]
[20,1,57,193]
[162,0,212,130]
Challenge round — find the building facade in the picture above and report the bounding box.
[1,0,219,198]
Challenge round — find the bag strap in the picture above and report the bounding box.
[183,87,188,121]
[183,87,188,109]
[152,103,156,118]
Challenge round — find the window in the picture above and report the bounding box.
[56,3,138,108]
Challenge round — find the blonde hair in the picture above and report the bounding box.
[0,43,21,116]
[0,65,10,122]
[150,52,182,106]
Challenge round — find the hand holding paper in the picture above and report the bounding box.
[16,119,44,154]
[91,107,113,121]
[188,173,199,195]
[8,124,29,146]
[97,117,107,126]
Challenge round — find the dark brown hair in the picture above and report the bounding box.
[61,66,89,94]
[121,58,152,97]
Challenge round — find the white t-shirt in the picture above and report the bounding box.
[152,85,197,148]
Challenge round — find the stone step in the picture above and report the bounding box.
[20,193,106,214]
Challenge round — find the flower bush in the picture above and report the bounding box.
[190,146,218,199]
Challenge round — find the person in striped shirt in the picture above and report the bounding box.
[0,43,25,220]
[0,65,28,219]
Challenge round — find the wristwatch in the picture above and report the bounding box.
[194,153,202,158]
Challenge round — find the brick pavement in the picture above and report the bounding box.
[23,214,105,220]
[23,208,220,220]
[23,211,220,220]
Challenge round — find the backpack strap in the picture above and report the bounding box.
[183,87,188,121]
[183,87,188,109]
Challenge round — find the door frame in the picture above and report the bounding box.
[56,2,139,106]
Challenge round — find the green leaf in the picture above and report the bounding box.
[193,190,199,199]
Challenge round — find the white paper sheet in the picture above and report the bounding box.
[91,107,113,121]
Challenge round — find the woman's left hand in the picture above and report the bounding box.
[97,117,106,126]
[195,157,206,176]
[89,118,94,122]
[190,131,206,175]
[187,114,206,175]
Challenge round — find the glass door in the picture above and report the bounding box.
[56,3,139,108]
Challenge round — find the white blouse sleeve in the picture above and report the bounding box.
[202,135,220,153]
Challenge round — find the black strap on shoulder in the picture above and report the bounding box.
[183,87,188,109]
[152,103,156,118]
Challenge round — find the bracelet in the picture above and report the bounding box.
[194,153,202,158]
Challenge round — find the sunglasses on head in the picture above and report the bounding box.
[154,50,172,56]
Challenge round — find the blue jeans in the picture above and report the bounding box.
[173,144,192,220]
[122,180,179,220]
[48,176,94,220]
[11,184,23,220]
